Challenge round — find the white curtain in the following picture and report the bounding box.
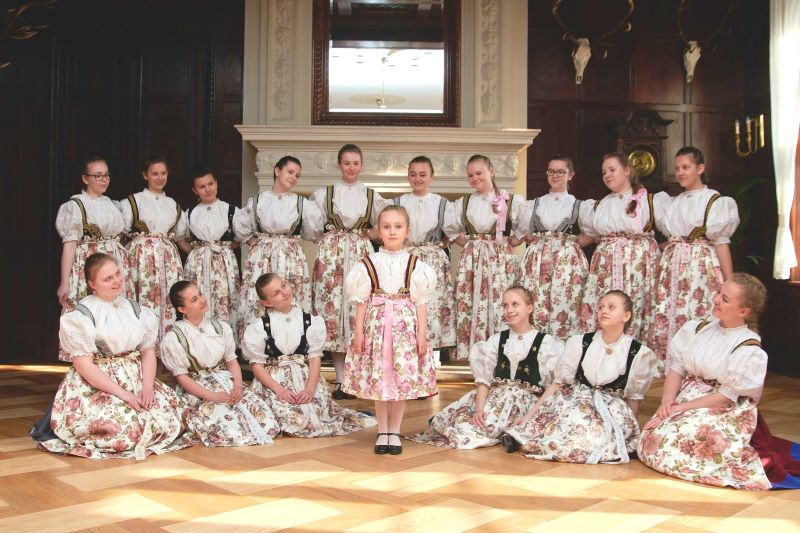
[770,0,800,279]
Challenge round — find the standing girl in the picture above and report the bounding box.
[517,155,594,338]
[242,273,376,437]
[56,156,132,310]
[503,290,657,464]
[177,169,242,333]
[120,155,186,340]
[343,205,438,455]
[38,253,188,459]
[445,154,525,361]
[580,152,669,339]
[647,146,739,367]
[638,274,773,489]
[234,156,322,340]
[161,281,279,447]
[408,286,564,449]
[393,156,456,355]
[310,144,385,399]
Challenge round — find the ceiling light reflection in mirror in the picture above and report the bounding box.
[329,47,444,113]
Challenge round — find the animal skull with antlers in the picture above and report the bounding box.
[552,0,635,85]
[678,0,735,84]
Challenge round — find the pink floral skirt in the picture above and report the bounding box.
[407,243,455,349]
[343,294,437,401]
[518,232,589,338]
[647,238,722,367]
[638,376,771,490]
[185,243,240,336]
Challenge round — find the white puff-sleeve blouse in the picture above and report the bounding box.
[583,190,670,239]
[119,189,188,236]
[308,181,387,233]
[160,318,237,376]
[668,318,767,402]
[394,193,455,244]
[241,306,327,364]
[554,332,657,400]
[344,250,437,305]
[182,200,240,242]
[659,187,740,245]
[59,295,159,361]
[469,329,565,387]
[516,192,595,236]
[442,191,526,240]
[55,192,126,242]
[233,191,324,242]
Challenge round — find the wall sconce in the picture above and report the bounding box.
[735,114,765,158]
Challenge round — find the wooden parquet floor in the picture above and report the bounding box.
[0,364,799,532]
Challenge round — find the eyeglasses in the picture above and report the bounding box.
[545,169,569,177]
[84,173,111,182]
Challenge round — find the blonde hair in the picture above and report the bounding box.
[504,285,535,325]
[732,273,767,332]
[377,204,410,226]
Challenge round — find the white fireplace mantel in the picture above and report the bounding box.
[236,125,540,195]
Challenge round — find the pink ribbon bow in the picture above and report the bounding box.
[629,187,648,233]
[492,190,510,243]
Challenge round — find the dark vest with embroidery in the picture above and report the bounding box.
[494,330,546,385]
[325,185,374,231]
[171,318,224,373]
[127,194,182,234]
[574,333,641,395]
[70,198,103,239]
[253,192,304,236]
[529,197,582,236]
[187,202,236,242]
[261,311,313,358]
[361,254,418,294]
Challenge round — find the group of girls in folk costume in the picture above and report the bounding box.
[234,156,323,339]
[177,169,241,331]
[503,290,657,463]
[409,286,564,449]
[344,205,438,454]
[241,273,375,437]
[56,156,132,310]
[392,156,456,353]
[40,254,189,459]
[445,155,525,361]
[310,144,387,398]
[161,281,278,447]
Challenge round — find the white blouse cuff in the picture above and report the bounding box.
[718,385,739,402]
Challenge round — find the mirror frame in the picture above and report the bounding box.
[312,0,461,127]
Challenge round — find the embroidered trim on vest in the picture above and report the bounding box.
[362,256,381,292]
[362,254,417,294]
[423,197,448,243]
[575,333,641,395]
[494,330,546,385]
[695,319,712,333]
[171,325,206,374]
[530,197,582,235]
[74,299,140,326]
[326,186,374,231]
[462,194,514,236]
[188,202,236,242]
[260,311,313,358]
[127,195,150,233]
[71,198,102,239]
[643,193,656,233]
[687,193,721,240]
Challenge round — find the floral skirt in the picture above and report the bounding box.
[239,235,310,340]
[127,235,184,341]
[407,243,455,349]
[251,355,376,437]
[505,383,640,464]
[581,233,660,339]
[39,355,189,460]
[343,294,438,401]
[66,239,133,311]
[177,368,278,447]
[455,237,518,360]
[185,244,240,335]
[647,239,722,367]
[407,380,540,449]
[518,232,589,338]
[637,376,771,490]
[312,231,373,352]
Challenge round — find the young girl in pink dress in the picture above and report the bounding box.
[343,205,438,455]
[647,146,739,368]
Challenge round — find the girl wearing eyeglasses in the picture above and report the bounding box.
[55,156,133,310]
[516,155,594,338]
[119,155,187,342]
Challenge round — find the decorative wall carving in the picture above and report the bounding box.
[478,0,500,125]
[269,0,294,120]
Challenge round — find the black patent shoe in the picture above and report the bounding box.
[332,383,356,400]
[387,433,403,455]
[502,434,519,453]
[374,432,389,455]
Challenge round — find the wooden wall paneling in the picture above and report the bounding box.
[526,28,576,101]
[526,106,577,197]
[631,37,684,105]
[688,112,745,189]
